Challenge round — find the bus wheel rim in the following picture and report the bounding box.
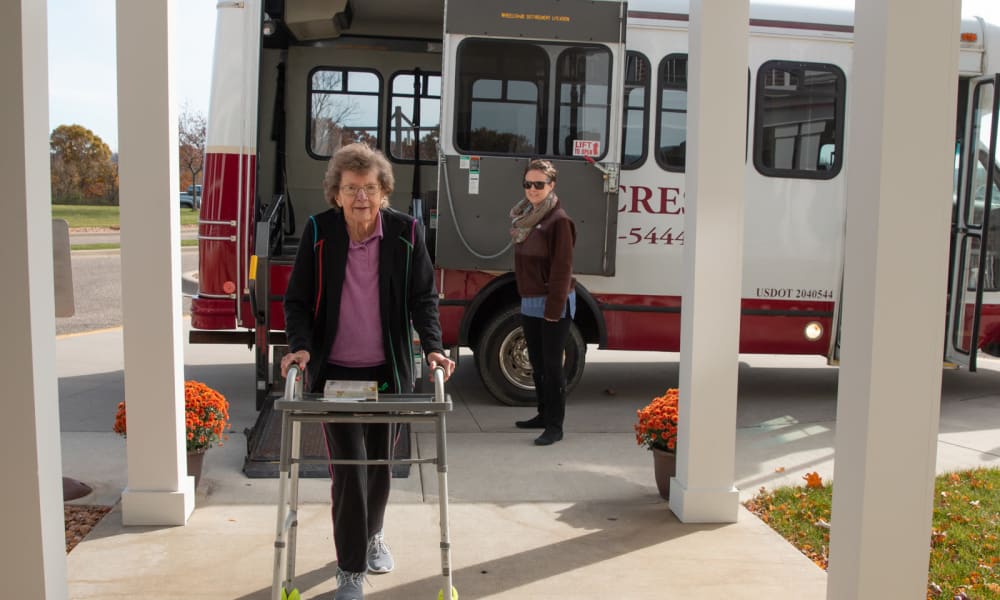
[498,328,534,390]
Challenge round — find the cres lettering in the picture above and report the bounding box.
[618,185,686,215]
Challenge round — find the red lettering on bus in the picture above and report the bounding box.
[618,185,655,214]
[618,185,685,214]
[658,187,684,215]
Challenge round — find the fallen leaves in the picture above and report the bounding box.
[744,477,831,571]
[803,472,823,489]
[746,467,1000,599]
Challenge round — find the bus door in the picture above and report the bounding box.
[435,0,626,275]
[947,74,1000,370]
[828,273,844,365]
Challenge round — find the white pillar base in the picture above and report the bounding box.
[669,478,740,523]
[121,479,195,526]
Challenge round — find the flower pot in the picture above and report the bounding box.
[187,449,206,488]
[652,447,676,500]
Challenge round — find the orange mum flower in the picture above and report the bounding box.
[635,388,680,453]
[112,380,231,452]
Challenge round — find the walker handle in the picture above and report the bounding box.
[433,365,446,403]
[284,365,303,402]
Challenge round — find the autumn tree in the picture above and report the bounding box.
[50,124,118,204]
[179,105,207,206]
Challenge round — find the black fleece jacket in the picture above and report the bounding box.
[283,207,444,394]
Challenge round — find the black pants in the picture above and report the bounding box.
[319,362,396,573]
[520,315,572,432]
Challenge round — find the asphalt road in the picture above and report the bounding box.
[56,247,199,336]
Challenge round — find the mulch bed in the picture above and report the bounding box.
[65,505,112,553]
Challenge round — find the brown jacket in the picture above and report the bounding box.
[513,200,577,321]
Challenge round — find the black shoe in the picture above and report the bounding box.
[515,415,545,429]
[534,429,564,446]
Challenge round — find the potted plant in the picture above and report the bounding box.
[634,388,679,500]
[113,380,231,487]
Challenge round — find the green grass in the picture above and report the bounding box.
[745,467,1000,599]
[53,204,200,228]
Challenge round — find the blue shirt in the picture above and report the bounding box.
[521,290,576,320]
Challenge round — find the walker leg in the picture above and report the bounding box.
[272,410,293,600]
[435,410,456,599]
[286,419,303,589]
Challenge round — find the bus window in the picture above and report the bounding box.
[753,61,845,179]
[308,68,382,158]
[818,144,835,169]
[455,39,548,154]
[655,54,688,172]
[388,71,441,163]
[622,51,650,169]
[554,47,612,157]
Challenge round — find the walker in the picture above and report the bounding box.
[271,365,457,600]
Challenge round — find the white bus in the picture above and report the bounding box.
[191,0,1000,412]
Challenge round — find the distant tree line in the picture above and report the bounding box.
[50,106,207,206]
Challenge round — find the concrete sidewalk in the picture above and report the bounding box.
[58,326,1000,598]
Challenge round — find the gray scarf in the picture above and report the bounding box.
[509,192,557,244]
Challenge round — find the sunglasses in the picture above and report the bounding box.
[522,180,549,190]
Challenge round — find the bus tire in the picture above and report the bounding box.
[476,306,586,407]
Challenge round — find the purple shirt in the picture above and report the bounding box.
[328,213,384,367]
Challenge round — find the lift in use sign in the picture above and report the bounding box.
[573,140,600,157]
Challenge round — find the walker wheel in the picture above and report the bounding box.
[281,588,301,600]
[437,586,458,600]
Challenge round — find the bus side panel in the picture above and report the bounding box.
[742,38,851,315]
[590,295,832,353]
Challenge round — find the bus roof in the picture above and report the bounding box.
[627,0,849,28]
[626,0,987,35]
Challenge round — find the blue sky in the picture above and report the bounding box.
[46,0,1000,153]
[47,0,216,152]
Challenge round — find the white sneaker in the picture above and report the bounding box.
[334,568,366,600]
[366,531,395,574]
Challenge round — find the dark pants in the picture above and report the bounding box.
[318,362,396,573]
[521,315,572,432]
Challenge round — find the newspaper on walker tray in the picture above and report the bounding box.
[322,380,378,402]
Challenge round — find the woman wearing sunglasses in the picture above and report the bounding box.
[509,159,577,446]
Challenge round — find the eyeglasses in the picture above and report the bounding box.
[522,180,549,190]
[340,184,381,197]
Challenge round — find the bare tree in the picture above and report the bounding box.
[179,104,207,207]
[310,71,363,155]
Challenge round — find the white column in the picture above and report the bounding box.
[669,0,748,523]
[0,1,68,596]
[827,1,959,597]
[117,0,194,525]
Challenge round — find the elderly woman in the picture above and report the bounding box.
[281,143,454,600]
[510,159,577,446]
